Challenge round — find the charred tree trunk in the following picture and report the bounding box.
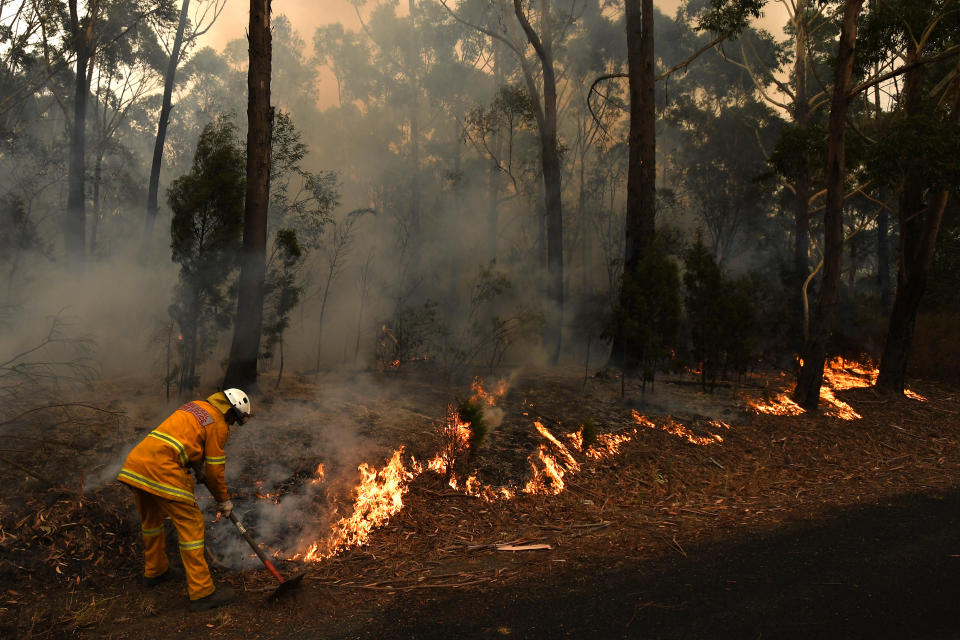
[145,0,191,238]
[514,0,563,364]
[90,149,103,255]
[65,0,91,265]
[407,0,422,243]
[876,190,891,309]
[623,0,655,271]
[872,63,892,311]
[610,0,655,367]
[792,0,810,290]
[488,44,504,262]
[794,0,863,410]
[876,66,959,393]
[224,0,272,391]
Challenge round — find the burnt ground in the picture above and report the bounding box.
[1,365,959,639]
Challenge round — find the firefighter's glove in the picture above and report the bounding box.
[191,466,206,486]
[217,500,234,518]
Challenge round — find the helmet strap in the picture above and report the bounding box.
[232,406,248,425]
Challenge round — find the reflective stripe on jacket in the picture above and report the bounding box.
[118,400,231,504]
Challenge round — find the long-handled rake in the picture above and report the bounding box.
[202,479,305,601]
[224,511,305,601]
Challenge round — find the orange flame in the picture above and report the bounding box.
[533,421,580,471]
[301,448,412,562]
[523,446,567,495]
[632,411,725,446]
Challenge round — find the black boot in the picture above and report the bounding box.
[142,566,183,587]
[189,585,236,612]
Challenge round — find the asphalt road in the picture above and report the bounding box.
[313,489,960,640]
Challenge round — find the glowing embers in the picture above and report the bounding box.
[300,448,413,562]
[447,473,514,501]
[747,357,928,420]
[633,411,727,445]
[254,479,281,503]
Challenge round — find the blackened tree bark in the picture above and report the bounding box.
[65,0,98,265]
[224,0,272,390]
[623,0,655,271]
[793,0,864,410]
[792,0,811,300]
[488,42,504,262]
[145,0,190,237]
[407,0,421,240]
[871,54,891,311]
[608,0,655,368]
[876,66,960,393]
[513,0,563,364]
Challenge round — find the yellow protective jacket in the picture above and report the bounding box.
[118,399,231,504]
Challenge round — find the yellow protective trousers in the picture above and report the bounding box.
[130,487,215,600]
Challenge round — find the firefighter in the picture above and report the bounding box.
[118,388,251,611]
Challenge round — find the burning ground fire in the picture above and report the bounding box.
[274,378,734,564]
[747,357,928,420]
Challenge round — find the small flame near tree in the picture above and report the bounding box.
[747,357,927,420]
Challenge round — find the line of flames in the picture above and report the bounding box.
[748,356,927,420]
[289,380,735,563]
[286,361,925,562]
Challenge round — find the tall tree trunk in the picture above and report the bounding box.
[65,1,89,265]
[90,149,103,255]
[793,0,863,409]
[792,0,810,288]
[872,52,891,310]
[488,44,504,262]
[610,0,655,366]
[578,144,588,296]
[145,0,191,238]
[224,0,272,391]
[623,0,655,271]
[876,193,891,308]
[407,0,421,241]
[513,0,563,363]
[876,65,958,393]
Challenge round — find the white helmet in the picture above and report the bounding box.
[223,388,251,424]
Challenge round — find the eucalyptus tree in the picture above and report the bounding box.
[607,0,764,369]
[223,0,272,390]
[666,94,780,263]
[160,46,244,178]
[51,0,177,264]
[862,0,960,394]
[562,0,623,297]
[168,117,245,393]
[442,0,583,363]
[145,0,226,237]
[727,1,839,292]
[794,0,864,410]
[658,3,782,264]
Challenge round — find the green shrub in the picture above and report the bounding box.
[458,399,487,455]
[581,416,597,449]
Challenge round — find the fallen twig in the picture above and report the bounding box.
[0,456,53,485]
